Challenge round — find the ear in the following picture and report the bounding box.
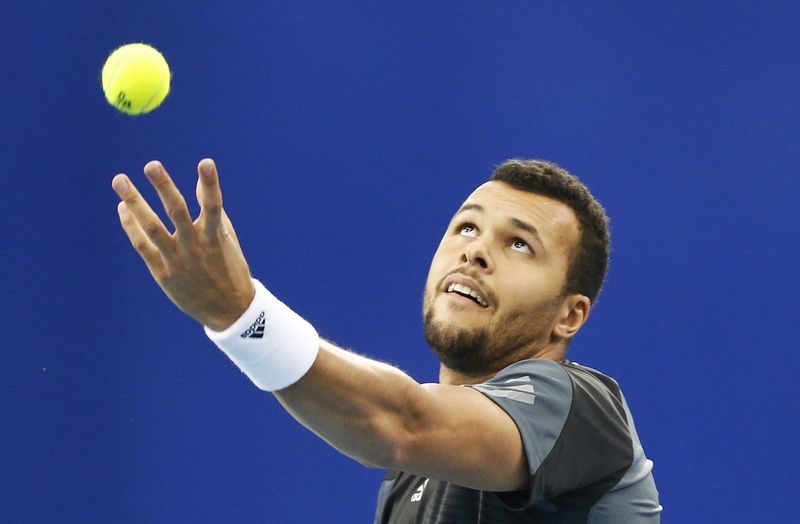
[553,294,591,340]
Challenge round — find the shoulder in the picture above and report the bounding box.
[481,357,621,387]
[562,360,622,391]
[469,358,633,459]
[480,358,574,388]
[469,358,572,409]
[559,360,628,421]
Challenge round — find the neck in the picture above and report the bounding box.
[438,344,566,385]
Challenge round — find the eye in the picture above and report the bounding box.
[459,224,478,237]
[511,239,532,254]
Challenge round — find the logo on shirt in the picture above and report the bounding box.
[472,376,535,405]
[410,479,429,502]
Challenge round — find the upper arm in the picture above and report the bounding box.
[390,382,529,492]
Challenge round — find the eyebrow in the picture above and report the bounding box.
[454,203,545,247]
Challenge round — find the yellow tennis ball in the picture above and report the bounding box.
[102,43,171,115]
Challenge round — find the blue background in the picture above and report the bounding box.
[2,2,799,522]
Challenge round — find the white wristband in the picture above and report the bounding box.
[204,278,320,392]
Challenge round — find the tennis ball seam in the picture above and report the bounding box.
[140,67,168,113]
[107,56,128,110]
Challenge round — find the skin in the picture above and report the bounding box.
[422,180,591,383]
[112,159,591,492]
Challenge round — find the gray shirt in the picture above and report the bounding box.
[374,359,662,523]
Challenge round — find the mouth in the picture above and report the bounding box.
[445,282,489,308]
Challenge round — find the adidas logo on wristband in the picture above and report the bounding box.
[240,311,266,339]
[206,278,319,391]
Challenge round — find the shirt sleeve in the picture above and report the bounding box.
[467,359,633,509]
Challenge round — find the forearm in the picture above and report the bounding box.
[274,339,425,469]
[200,277,430,467]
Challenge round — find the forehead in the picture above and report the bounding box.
[459,181,580,254]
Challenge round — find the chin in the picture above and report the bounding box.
[423,308,493,375]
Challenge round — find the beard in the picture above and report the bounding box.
[423,308,493,375]
[422,292,564,376]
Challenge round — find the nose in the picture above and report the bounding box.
[462,240,493,272]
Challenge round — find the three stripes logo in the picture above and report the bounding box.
[471,376,536,405]
[240,311,266,339]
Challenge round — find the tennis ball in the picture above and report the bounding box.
[101,43,171,115]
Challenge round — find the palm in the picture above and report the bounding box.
[113,158,255,331]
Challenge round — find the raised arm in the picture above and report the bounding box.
[113,159,528,492]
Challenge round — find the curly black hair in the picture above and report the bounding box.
[491,159,610,304]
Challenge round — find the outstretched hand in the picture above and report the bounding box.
[112,159,255,331]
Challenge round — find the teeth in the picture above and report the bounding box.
[446,282,487,307]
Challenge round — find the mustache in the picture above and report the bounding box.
[436,267,496,305]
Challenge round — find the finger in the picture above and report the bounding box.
[221,210,243,249]
[195,158,224,235]
[143,160,196,242]
[112,173,173,254]
[117,201,166,275]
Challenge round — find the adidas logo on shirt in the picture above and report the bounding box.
[240,311,266,339]
[410,479,429,502]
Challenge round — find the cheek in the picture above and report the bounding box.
[498,269,563,311]
[423,253,445,299]
[426,244,452,280]
[496,283,530,312]
[424,241,461,302]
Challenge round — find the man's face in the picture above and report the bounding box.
[422,181,582,376]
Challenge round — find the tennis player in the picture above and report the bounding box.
[113,158,661,522]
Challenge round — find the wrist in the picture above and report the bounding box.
[203,283,257,332]
[204,278,320,391]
